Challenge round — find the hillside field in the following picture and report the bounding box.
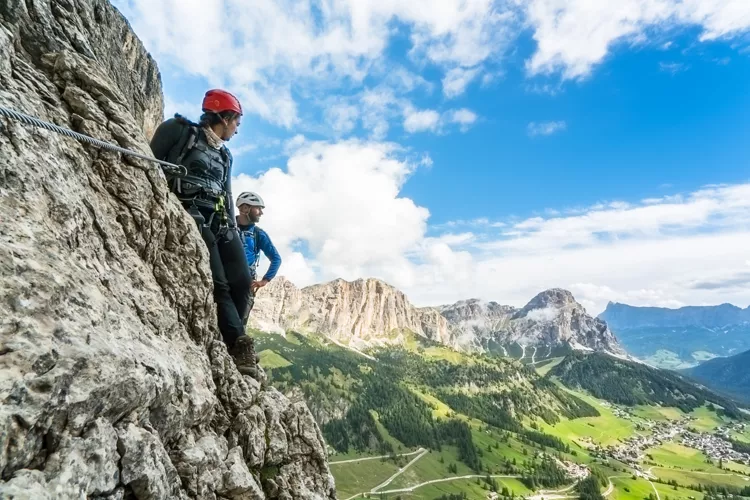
[254,331,750,500]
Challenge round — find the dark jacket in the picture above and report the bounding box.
[150,115,237,226]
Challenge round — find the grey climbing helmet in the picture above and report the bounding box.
[237,191,265,208]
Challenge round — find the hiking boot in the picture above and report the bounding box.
[229,335,259,377]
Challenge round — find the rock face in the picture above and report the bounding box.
[252,278,623,358]
[438,299,516,348]
[0,0,335,498]
[251,277,451,349]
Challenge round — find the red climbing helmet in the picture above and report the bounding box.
[202,89,243,115]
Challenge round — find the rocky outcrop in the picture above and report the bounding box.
[251,277,451,349]
[0,0,335,498]
[438,299,515,348]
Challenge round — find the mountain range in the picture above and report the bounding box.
[685,348,750,401]
[599,302,750,369]
[249,277,625,360]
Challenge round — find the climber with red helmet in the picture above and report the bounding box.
[149,89,258,377]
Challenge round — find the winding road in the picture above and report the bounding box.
[648,479,661,500]
[329,448,424,465]
[377,474,522,495]
[370,447,429,492]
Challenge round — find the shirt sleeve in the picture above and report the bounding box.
[258,229,282,281]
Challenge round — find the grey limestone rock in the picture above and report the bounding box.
[0,0,336,498]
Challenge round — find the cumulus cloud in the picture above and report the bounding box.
[116,0,516,127]
[442,67,481,98]
[118,0,750,134]
[325,102,361,136]
[527,121,567,136]
[403,108,441,133]
[401,107,478,134]
[447,109,479,132]
[523,0,750,79]
[232,139,430,285]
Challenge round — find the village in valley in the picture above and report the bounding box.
[584,405,750,478]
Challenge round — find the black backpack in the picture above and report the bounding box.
[165,114,232,180]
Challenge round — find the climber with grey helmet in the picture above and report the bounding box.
[235,191,282,321]
[149,89,258,377]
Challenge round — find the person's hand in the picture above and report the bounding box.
[251,279,269,294]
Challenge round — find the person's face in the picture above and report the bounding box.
[222,114,241,140]
[248,205,263,223]
[239,204,263,223]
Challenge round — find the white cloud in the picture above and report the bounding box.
[523,0,750,79]
[527,121,567,136]
[232,139,430,285]
[442,67,481,98]
[400,107,478,134]
[325,102,361,136]
[118,0,750,135]
[116,0,516,128]
[359,87,401,139]
[447,109,478,132]
[403,108,441,133]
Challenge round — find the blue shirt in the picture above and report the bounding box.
[237,223,281,281]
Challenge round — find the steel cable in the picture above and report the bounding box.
[0,104,187,177]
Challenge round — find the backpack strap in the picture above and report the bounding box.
[243,225,262,278]
[176,127,199,164]
[166,114,200,166]
[254,226,262,262]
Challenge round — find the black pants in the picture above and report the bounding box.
[190,206,252,347]
[242,273,256,325]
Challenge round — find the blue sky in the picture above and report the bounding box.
[116,0,750,314]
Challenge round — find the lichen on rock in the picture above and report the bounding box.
[0,0,335,498]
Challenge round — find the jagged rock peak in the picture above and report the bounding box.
[0,0,334,498]
[522,288,579,311]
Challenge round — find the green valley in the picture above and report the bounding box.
[253,330,750,500]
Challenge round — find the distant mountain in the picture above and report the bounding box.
[600,302,750,328]
[440,289,625,359]
[685,349,750,401]
[250,278,624,359]
[598,302,750,369]
[550,352,746,417]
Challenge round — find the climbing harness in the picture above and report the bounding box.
[0,104,187,178]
